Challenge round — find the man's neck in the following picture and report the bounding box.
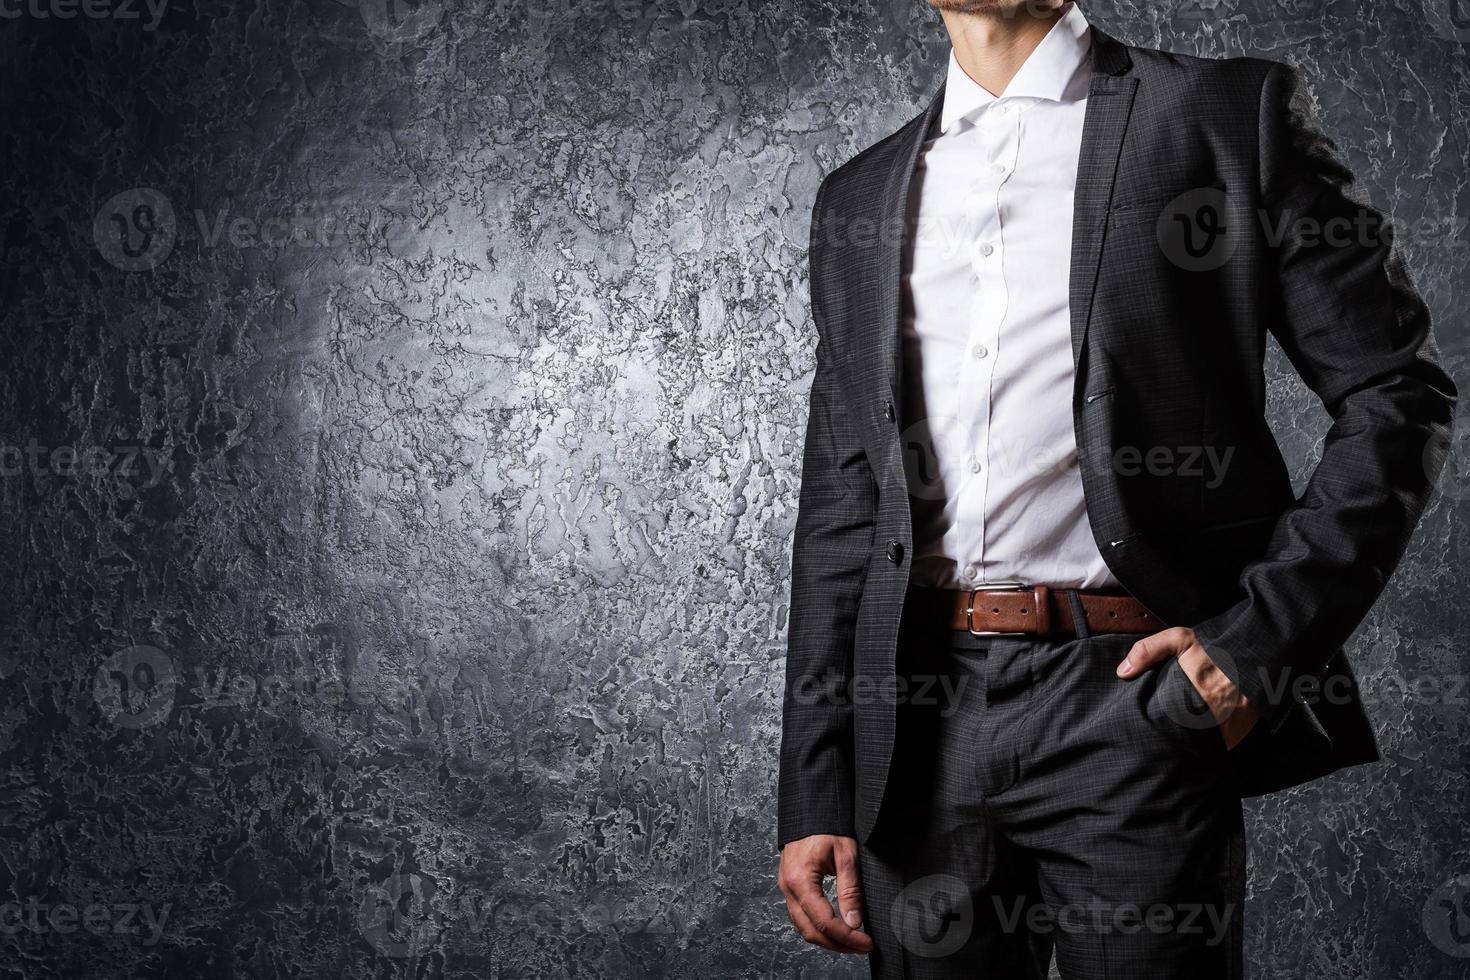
[940,4,1066,96]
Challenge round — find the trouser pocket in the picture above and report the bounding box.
[1152,657,1231,759]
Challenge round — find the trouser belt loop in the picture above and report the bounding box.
[1064,589,1091,640]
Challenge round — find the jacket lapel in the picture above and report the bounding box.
[1069,28,1138,370]
[875,85,945,406]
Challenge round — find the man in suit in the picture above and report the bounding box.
[775,2,1457,977]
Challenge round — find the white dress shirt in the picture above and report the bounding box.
[900,3,1120,590]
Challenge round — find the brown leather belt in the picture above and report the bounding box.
[922,585,1162,637]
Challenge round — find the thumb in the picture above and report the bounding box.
[835,842,866,929]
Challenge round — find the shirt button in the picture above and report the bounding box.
[972,346,989,360]
[979,242,995,257]
[884,401,895,422]
[968,456,982,473]
[886,540,905,564]
[996,104,1010,116]
[991,163,1007,175]
[962,564,978,580]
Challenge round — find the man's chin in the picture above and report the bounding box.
[927,0,1063,16]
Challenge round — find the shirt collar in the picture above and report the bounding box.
[939,2,1092,135]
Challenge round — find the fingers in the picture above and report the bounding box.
[1176,642,1260,748]
[783,894,846,952]
[833,842,872,951]
[834,841,867,933]
[778,836,873,954]
[1116,626,1194,678]
[792,871,873,953]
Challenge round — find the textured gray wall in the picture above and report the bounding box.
[1,0,1467,977]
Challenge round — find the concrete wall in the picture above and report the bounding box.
[1,0,1466,975]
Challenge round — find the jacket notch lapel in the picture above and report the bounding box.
[875,85,945,409]
[1069,33,1138,373]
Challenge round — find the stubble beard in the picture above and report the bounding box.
[927,0,1063,16]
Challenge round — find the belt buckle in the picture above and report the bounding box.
[966,582,1031,636]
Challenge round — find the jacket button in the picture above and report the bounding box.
[886,540,904,564]
[883,401,895,423]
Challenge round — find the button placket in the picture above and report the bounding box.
[907,55,1101,590]
[962,104,1024,581]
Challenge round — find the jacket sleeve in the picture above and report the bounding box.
[1191,62,1458,731]
[777,179,877,847]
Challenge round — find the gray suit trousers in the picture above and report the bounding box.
[860,591,1248,979]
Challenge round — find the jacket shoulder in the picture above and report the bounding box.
[815,104,930,218]
[1126,44,1288,107]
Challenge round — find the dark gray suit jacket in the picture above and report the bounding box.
[777,28,1457,848]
